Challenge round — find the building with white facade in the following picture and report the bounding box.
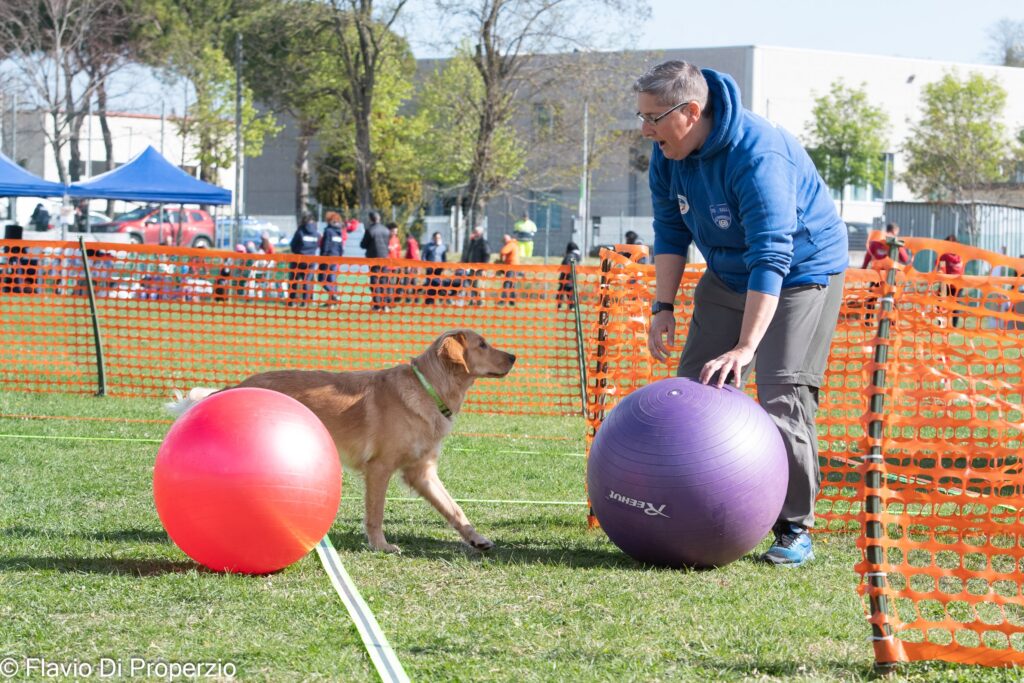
[6,45,1022,256]
[1,107,237,227]
[584,45,1024,255]
[240,44,1024,258]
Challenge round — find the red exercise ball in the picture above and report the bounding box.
[154,387,341,574]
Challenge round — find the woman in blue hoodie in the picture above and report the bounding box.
[635,60,849,568]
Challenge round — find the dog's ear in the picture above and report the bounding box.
[438,333,469,373]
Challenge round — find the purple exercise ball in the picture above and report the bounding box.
[587,377,788,569]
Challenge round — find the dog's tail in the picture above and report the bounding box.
[165,387,220,418]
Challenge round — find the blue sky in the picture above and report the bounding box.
[638,0,1019,65]
[116,0,1020,115]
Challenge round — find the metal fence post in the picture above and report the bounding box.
[77,237,107,396]
[863,235,905,674]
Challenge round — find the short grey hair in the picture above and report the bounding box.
[632,60,709,110]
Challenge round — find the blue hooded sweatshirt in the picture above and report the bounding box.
[650,69,848,295]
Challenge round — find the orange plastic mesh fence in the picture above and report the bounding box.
[0,240,100,394]
[585,240,1024,667]
[855,235,1024,667]
[587,241,1024,668]
[5,235,1024,668]
[584,248,873,532]
[0,240,597,415]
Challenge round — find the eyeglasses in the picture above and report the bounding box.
[635,101,691,126]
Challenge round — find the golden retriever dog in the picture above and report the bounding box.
[169,329,516,553]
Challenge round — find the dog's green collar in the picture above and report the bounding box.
[410,361,453,419]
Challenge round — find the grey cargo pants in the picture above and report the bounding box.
[676,269,846,528]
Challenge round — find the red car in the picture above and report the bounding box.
[91,206,216,247]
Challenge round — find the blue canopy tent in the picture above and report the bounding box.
[68,146,231,205]
[68,145,231,245]
[0,150,66,197]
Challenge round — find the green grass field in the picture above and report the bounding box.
[0,391,1016,682]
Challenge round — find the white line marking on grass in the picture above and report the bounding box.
[316,536,410,683]
[447,446,586,458]
[0,435,590,457]
[357,496,588,507]
[0,433,162,443]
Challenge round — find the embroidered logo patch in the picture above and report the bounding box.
[677,194,690,215]
[711,204,732,229]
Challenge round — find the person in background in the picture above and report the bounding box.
[404,232,421,260]
[422,231,446,264]
[397,231,421,303]
[862,222,910,268]
[637,59,848,568]
[360,210,391,311]
[937,234,964,328]
[859,222,910,326]
[623,230,650,264]
[513,211,538,259]
[30,203,50,231]
[345,216,360,238]
[73,200,90,232]
[462,226,491,306]
[289,213,320,306]
[462,226,490,263]
[557,240,582,309]
[215,244,248,301]
[387,222,402,259]
[259,231,276,255]
[497,233,520,306]
[254,231,280,299]
[319,211,345,306]
[422,231,448,305]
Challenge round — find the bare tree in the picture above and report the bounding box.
[69,1,146,183]
[986,18,1024,67]
[0,0,128,185]
[434,0,647,240]
[325,0,410,216]
[239,0,347,219]
[513,49,648,215]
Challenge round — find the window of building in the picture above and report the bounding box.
[532,103,556,139]
[870,152,894,201]
[528,190,562,231]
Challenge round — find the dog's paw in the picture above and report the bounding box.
[466,534,494,552]
[368,539,402,554]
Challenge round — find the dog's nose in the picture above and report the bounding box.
[507,353,516,364]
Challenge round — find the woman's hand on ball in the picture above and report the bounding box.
[700,346,755,388]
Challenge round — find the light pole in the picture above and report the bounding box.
[579,97,589,258]
[544,200,551,265]
[233,32,243,247]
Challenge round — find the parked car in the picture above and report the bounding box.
[83,210,113,228]
[215,216,287,251]
[846,221,873,246]
[89,205,216,247]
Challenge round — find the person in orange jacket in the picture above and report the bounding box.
[497,234,520,305]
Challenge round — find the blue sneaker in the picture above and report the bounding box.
[762,522,814,567]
